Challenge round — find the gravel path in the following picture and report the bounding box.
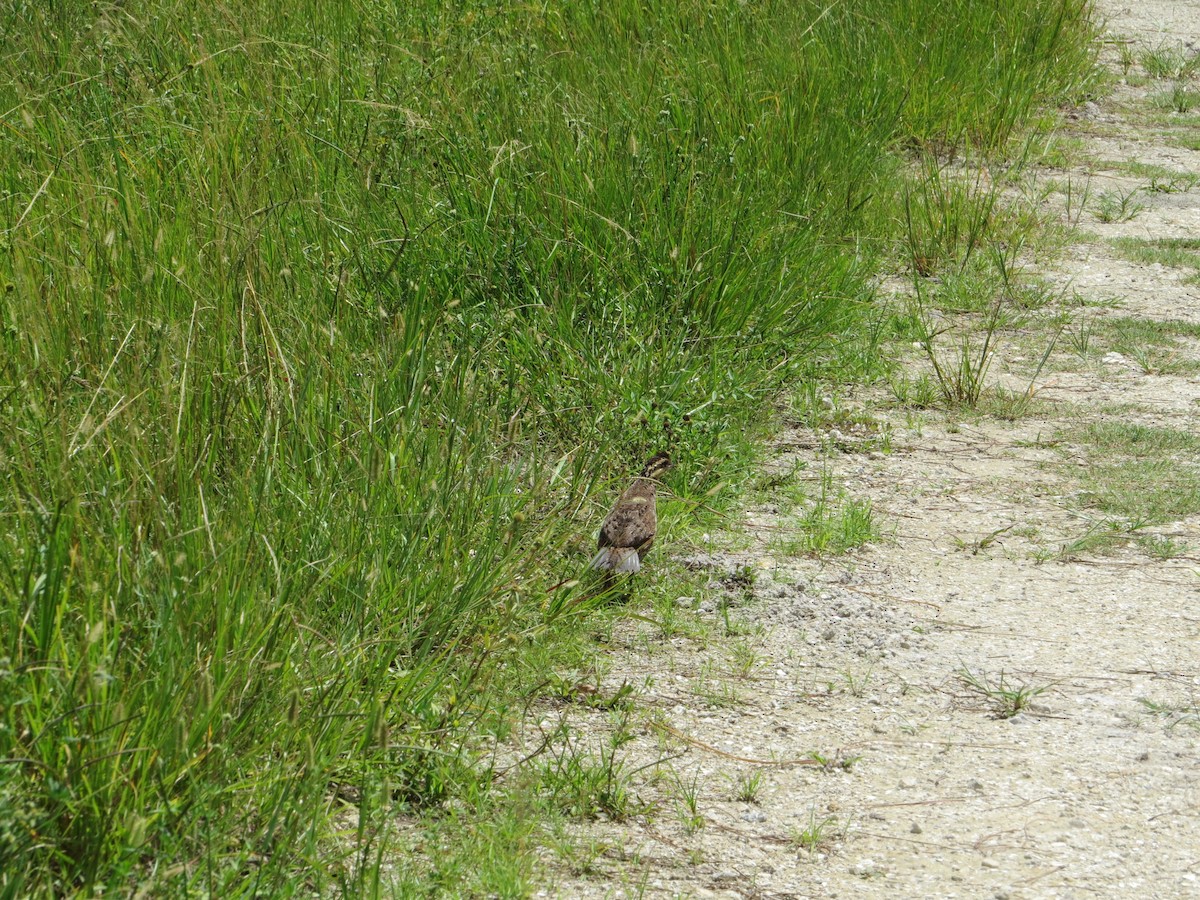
[539,3,1200,896]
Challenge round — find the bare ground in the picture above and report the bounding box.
[534,3,1200,897]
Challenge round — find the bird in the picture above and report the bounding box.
[591,452,672,578]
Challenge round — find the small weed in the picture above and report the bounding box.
[1137,533,1190,560]
[958,668,1051,718]
[731,770,765,804]
[913,302,998,405]
[1099,317,1200,373]
[1060,174,1093,227]
[1040,135,1091,170]
[720,601,763,639]
[790,385,880,436]
[1116,162,1199,193]
[1151,175,1197,193]
[608,707,641,751]
[799,496,878,554]
[910,242,1058,408]
[692,664,743,709]
[1045,518,1145,561]
[755,457,807,493]
[806,749,862,772]
[728,640,762,678]
[1066,319,1093,357]
[1117,43,1136,76]
[1152,83,1200,114]
[546,825,610,878]
[1060,421,1200,524]
[889,372,941,409]
[976,386,1050,421]
[1094,187,1145,223]
[841,667,874,697]
[790,811,841,853]
[1010,277,1061,311]
[669,769,706,835]
[539,738,639,822]
[902,158,1001,279]
[1013,433,1063,449]
[1140,44,1195,79]
[1102,315,1200,342]
[1127,344,1200,376]
[772,469,878,555]
[1171,84,1199,114]
[548,676,638,713]
[1139,698,1200,730]
[952,524,1015,555]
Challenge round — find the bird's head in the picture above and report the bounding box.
[640,452,672,480]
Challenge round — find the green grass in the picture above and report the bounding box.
[0,0,1098,894]
[958,668,1051,719]
[1069,421,1200,455]
[1080,460,1200,521]
[1060,313,1200,375]
[1139,44,1200,80]
[1093,186,1146,223]
[1059,423,1200,525]
[1152,84,1200,115]
[1091,315,1200,374]
[791,811,842,853]
[766,466,879,556]
[1111,237,1200,283]
[1139,697,1200,730]
[1111,160,1200,193]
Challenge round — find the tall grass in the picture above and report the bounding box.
[0,0,1095,893]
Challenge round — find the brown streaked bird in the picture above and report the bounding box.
[591,452,672,576]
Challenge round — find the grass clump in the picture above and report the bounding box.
[907,243,1065,407]
[959,669,1050,718]
[791,811,842,854]
[1093,187,1146,223]
[1117,162,1200,194]
[770,470,879,556]
[1065,314,1200,375]
[0,0,1098,893]
[1139,697,1200,730]
[1110,237,1200,283]
[1059,422,1200,526]
[1139,44,1200,80]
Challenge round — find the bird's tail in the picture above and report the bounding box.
[590,547,641,574]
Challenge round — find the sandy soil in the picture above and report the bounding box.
[536,3,1200,897]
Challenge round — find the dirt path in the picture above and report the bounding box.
[539,3,1200,897]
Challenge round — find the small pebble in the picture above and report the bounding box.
[850,858,884,877]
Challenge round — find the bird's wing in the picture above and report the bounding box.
[598,499,653,550]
